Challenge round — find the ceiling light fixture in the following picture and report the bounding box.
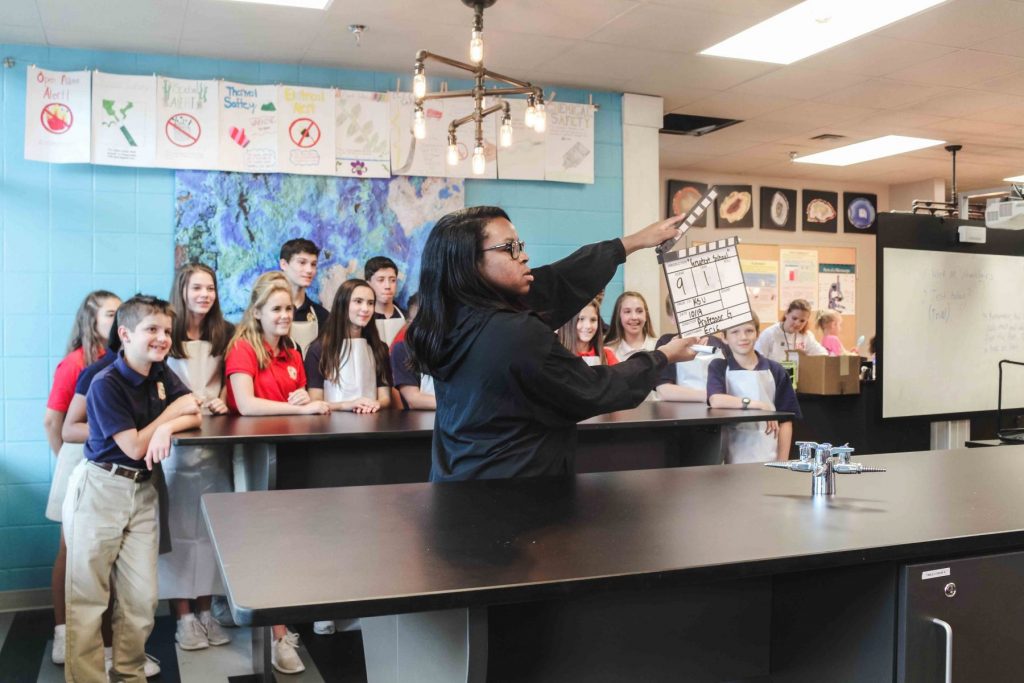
[221,0,334,8]
[792,135,945,166]
[701,0,948,65]
[413,0,546,175]
[1003,175,1024,183]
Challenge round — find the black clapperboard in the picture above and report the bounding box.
[657,187,754,337]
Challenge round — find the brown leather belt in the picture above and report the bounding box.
[91,461,152,482]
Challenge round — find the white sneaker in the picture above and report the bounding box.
[104,649,160,677]
[144,653,161,677]
[51,626,66,664]
[200,611,232,646]
[272,631,306,674]
[176,614,210,651]
[313,620,336,635]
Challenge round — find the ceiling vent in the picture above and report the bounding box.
[810,133,846,141]
[661,114,742,137]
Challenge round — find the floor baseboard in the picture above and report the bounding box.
[0,589,51,614]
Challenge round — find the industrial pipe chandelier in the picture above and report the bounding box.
[412,0,547,174]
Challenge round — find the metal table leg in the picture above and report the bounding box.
[362,608,488,683]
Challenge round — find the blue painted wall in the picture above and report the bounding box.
[0,43,623,592]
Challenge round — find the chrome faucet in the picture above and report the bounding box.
[764,442,885,496]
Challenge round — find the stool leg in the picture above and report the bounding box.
[251,625,273,683]
[363,608,487,683]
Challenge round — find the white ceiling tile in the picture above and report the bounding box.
[967,28,1024,58]
[802,36,958,77]
[0,23,46,45]
[586,4,750,53]
[972,97,1024,124]
[978,69,1024,94]
[886,49,1024,87]
[661,87,721,113]
[816,79,948,110]
[36,0,187,37]
[0,1,42,26]
[925,117,1017,135]
[487,0,643,40]
[879,0,1024,48]
[753,101,881,129]
[897,88,1023,118]
[729,66,868,101]
[674,91,801,119]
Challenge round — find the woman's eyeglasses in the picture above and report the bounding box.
[482,239,526,260]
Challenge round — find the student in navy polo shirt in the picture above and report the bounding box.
[365,255,406,345]
[62,295,202,683]
[707,312,802,464]
[279,238,329,357]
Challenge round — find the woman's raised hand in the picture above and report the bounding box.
[620,215,686,255]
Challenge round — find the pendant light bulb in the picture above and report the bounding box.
[499,117,513,148]
[524,102,536,128]
[447,139,459,166]
[533,102,547,133]
[413,71,426,99]
[470,30,484,64]
[472,145,486,175]
[413,108,426,140]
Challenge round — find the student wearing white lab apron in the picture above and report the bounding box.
[754,298,828,363]
[365,255,407,346]
[556,299,619,367]
[279,238,330,357]
[161,264,236,652]
[655,333,729,402]
[304,279,392,635]
[708,314,802,464]
[604,291,658,362]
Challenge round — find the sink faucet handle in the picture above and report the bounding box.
[831,446,855,464]
[795,441,817,461]
[814,442,833,464]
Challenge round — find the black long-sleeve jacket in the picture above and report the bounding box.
[429,239,668,481]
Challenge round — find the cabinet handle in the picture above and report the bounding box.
[932,617,953,683]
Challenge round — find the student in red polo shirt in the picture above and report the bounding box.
[223,270,328,675]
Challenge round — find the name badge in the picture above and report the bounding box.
[156,381,166,400]
[307,311,316,322]
[287,366,298,381]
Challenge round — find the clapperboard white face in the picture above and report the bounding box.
[660,237,754,337]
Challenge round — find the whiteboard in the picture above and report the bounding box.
[883,248,1024,418]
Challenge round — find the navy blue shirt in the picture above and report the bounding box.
[654,333,730,387]
[74,351,117,395]
[706,352,802,419]
[84,354,190,467]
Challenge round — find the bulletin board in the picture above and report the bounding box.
[736,243,859,351]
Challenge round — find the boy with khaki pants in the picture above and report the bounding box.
[63,295,202,682]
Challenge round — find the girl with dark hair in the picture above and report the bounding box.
[162,264,235,652]
[42,289,120,666]
[305,279,393,415]
[406,206,703,481]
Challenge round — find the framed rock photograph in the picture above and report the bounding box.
[802,190,839,233]
[666,179,709,227]
[843,192,878,234]
[714,184,754,228]
[760,187,797,231]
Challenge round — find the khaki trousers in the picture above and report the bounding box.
[63,461,158,683]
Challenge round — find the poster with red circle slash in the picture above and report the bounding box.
[40,103,74,134]
[165,113,201,147]
[24,66,91,163]
[289,118,321,148]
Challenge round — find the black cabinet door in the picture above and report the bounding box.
[899,551,1024,682]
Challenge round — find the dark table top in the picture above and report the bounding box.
[203,446,1024,625]
[175,401,791,446]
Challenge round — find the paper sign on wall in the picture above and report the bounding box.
[91,72,157,167]
[335,90,391,178]
[24,66,91,163]
[661,237,753,336]
[779,248,818,310]
[389,91,446,178]
[219,81,279,173]
[497,98,545,181]
[155,77,220,170]
[818,263,856,315]
[544,101,595,184]
[743,258,780,324]
[277,85,335,176]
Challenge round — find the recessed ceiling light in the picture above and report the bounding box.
[701,0,948,65]
[1004,175,1024,183]
[221,0,334,9]
[793,135,945,166]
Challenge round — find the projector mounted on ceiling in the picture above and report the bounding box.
[985,186,1024,230]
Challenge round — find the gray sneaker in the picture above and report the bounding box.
[210,595,237,627]
[175,616,210,651]
[200,612,232,646]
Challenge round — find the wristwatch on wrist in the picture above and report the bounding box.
[741,397,751,410]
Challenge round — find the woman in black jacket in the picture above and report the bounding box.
[407,206,702,481]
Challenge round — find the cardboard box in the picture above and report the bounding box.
[796,353,861,395]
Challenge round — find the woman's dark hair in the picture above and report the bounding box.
[406,206,521,373]
[169,263,233,358]
[320,279,392,387]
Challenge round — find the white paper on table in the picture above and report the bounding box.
[24,66,91,164]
